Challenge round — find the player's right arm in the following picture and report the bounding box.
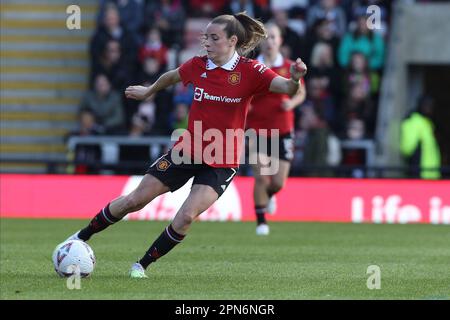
[125,68,182,101]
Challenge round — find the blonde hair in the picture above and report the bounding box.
[211,12,267,56]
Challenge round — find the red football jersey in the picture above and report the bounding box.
[175,52,278,167]
[246,54,300,136]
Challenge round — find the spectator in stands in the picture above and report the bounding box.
[343,52,381,135]
[346,117,366,140]
[168,83,193,132]
[90,2,139,72]
[287,5,308,38]
[172,82,194,107]
[270,0,309,12]
[272,9,304,59]
[139,27,169,69]
[400,95,441,179]
[340,117,367,178]
[188,0,227,18]
[292,102,341,176]
[91,40,131,92]
[225,0,255,17]
[308,42,341,112]
[144,0,186,47]
[343,51,376,96]
[304,17,340,66]
[71,108,104,137]
[169,102,190,131]
[307,0,347,37]
[291,114,307,175]
[338,13,385,71]
[139,55,164,85]
[224,0,270,21]
[80,74,126,134]
[66,108,103,174]
[129,98,156,137]
[342,0,391,37]
[299,105,331,176]
[135,59,172,135]
[97,0,144,34]
[340,80,374,137]
[304,75,337,132]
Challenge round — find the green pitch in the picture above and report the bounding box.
[1,218,449,300]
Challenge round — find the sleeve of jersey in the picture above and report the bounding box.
[178,57,194,86]
[251,64,279,96]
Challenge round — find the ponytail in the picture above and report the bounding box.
[211,12,267,56]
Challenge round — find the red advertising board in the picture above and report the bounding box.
[1,174,449,224]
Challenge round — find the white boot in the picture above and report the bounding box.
[65,230,82,242]
[256,224,270,236]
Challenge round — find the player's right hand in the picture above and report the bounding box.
[125,85,150,101]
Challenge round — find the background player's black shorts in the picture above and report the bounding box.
[146,151,238,198]
[250,132,294,162]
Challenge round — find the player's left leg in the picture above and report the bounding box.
[132,167,236,277]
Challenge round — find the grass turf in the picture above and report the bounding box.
[0,218,449,300]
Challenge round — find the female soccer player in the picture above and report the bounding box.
[246,23,306,236]
[66,13,307,278]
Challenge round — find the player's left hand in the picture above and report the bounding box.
[290,58,307,81]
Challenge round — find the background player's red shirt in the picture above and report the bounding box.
[176,52,278,167]
[246,54,302,136]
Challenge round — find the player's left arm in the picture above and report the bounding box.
[269,58,307,97]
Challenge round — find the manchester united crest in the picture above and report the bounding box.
[156,159,171,171]
[228,72,241,85]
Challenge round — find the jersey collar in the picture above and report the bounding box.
[257,53,283,68]
[206,51,240,71]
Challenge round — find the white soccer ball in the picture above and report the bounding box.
[52,240,96,278]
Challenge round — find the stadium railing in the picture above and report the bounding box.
[67,135,173,166]
[0,136,446,178]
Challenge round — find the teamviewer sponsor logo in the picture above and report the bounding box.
[194,87,204,101]
[193,87,242,103]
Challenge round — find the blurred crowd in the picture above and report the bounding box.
[73,0,394,175]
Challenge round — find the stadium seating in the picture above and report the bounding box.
[0,0,97,172]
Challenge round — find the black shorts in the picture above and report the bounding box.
[250,132,294,162]
[146,150,238,198]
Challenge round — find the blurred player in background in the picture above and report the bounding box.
[246,23,306,236]
[65,12,307,278]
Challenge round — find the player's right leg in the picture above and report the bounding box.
[68,174,169,242]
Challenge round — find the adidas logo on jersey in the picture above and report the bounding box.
[201,72,207,78]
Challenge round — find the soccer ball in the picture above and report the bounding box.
[52,240,96,278]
